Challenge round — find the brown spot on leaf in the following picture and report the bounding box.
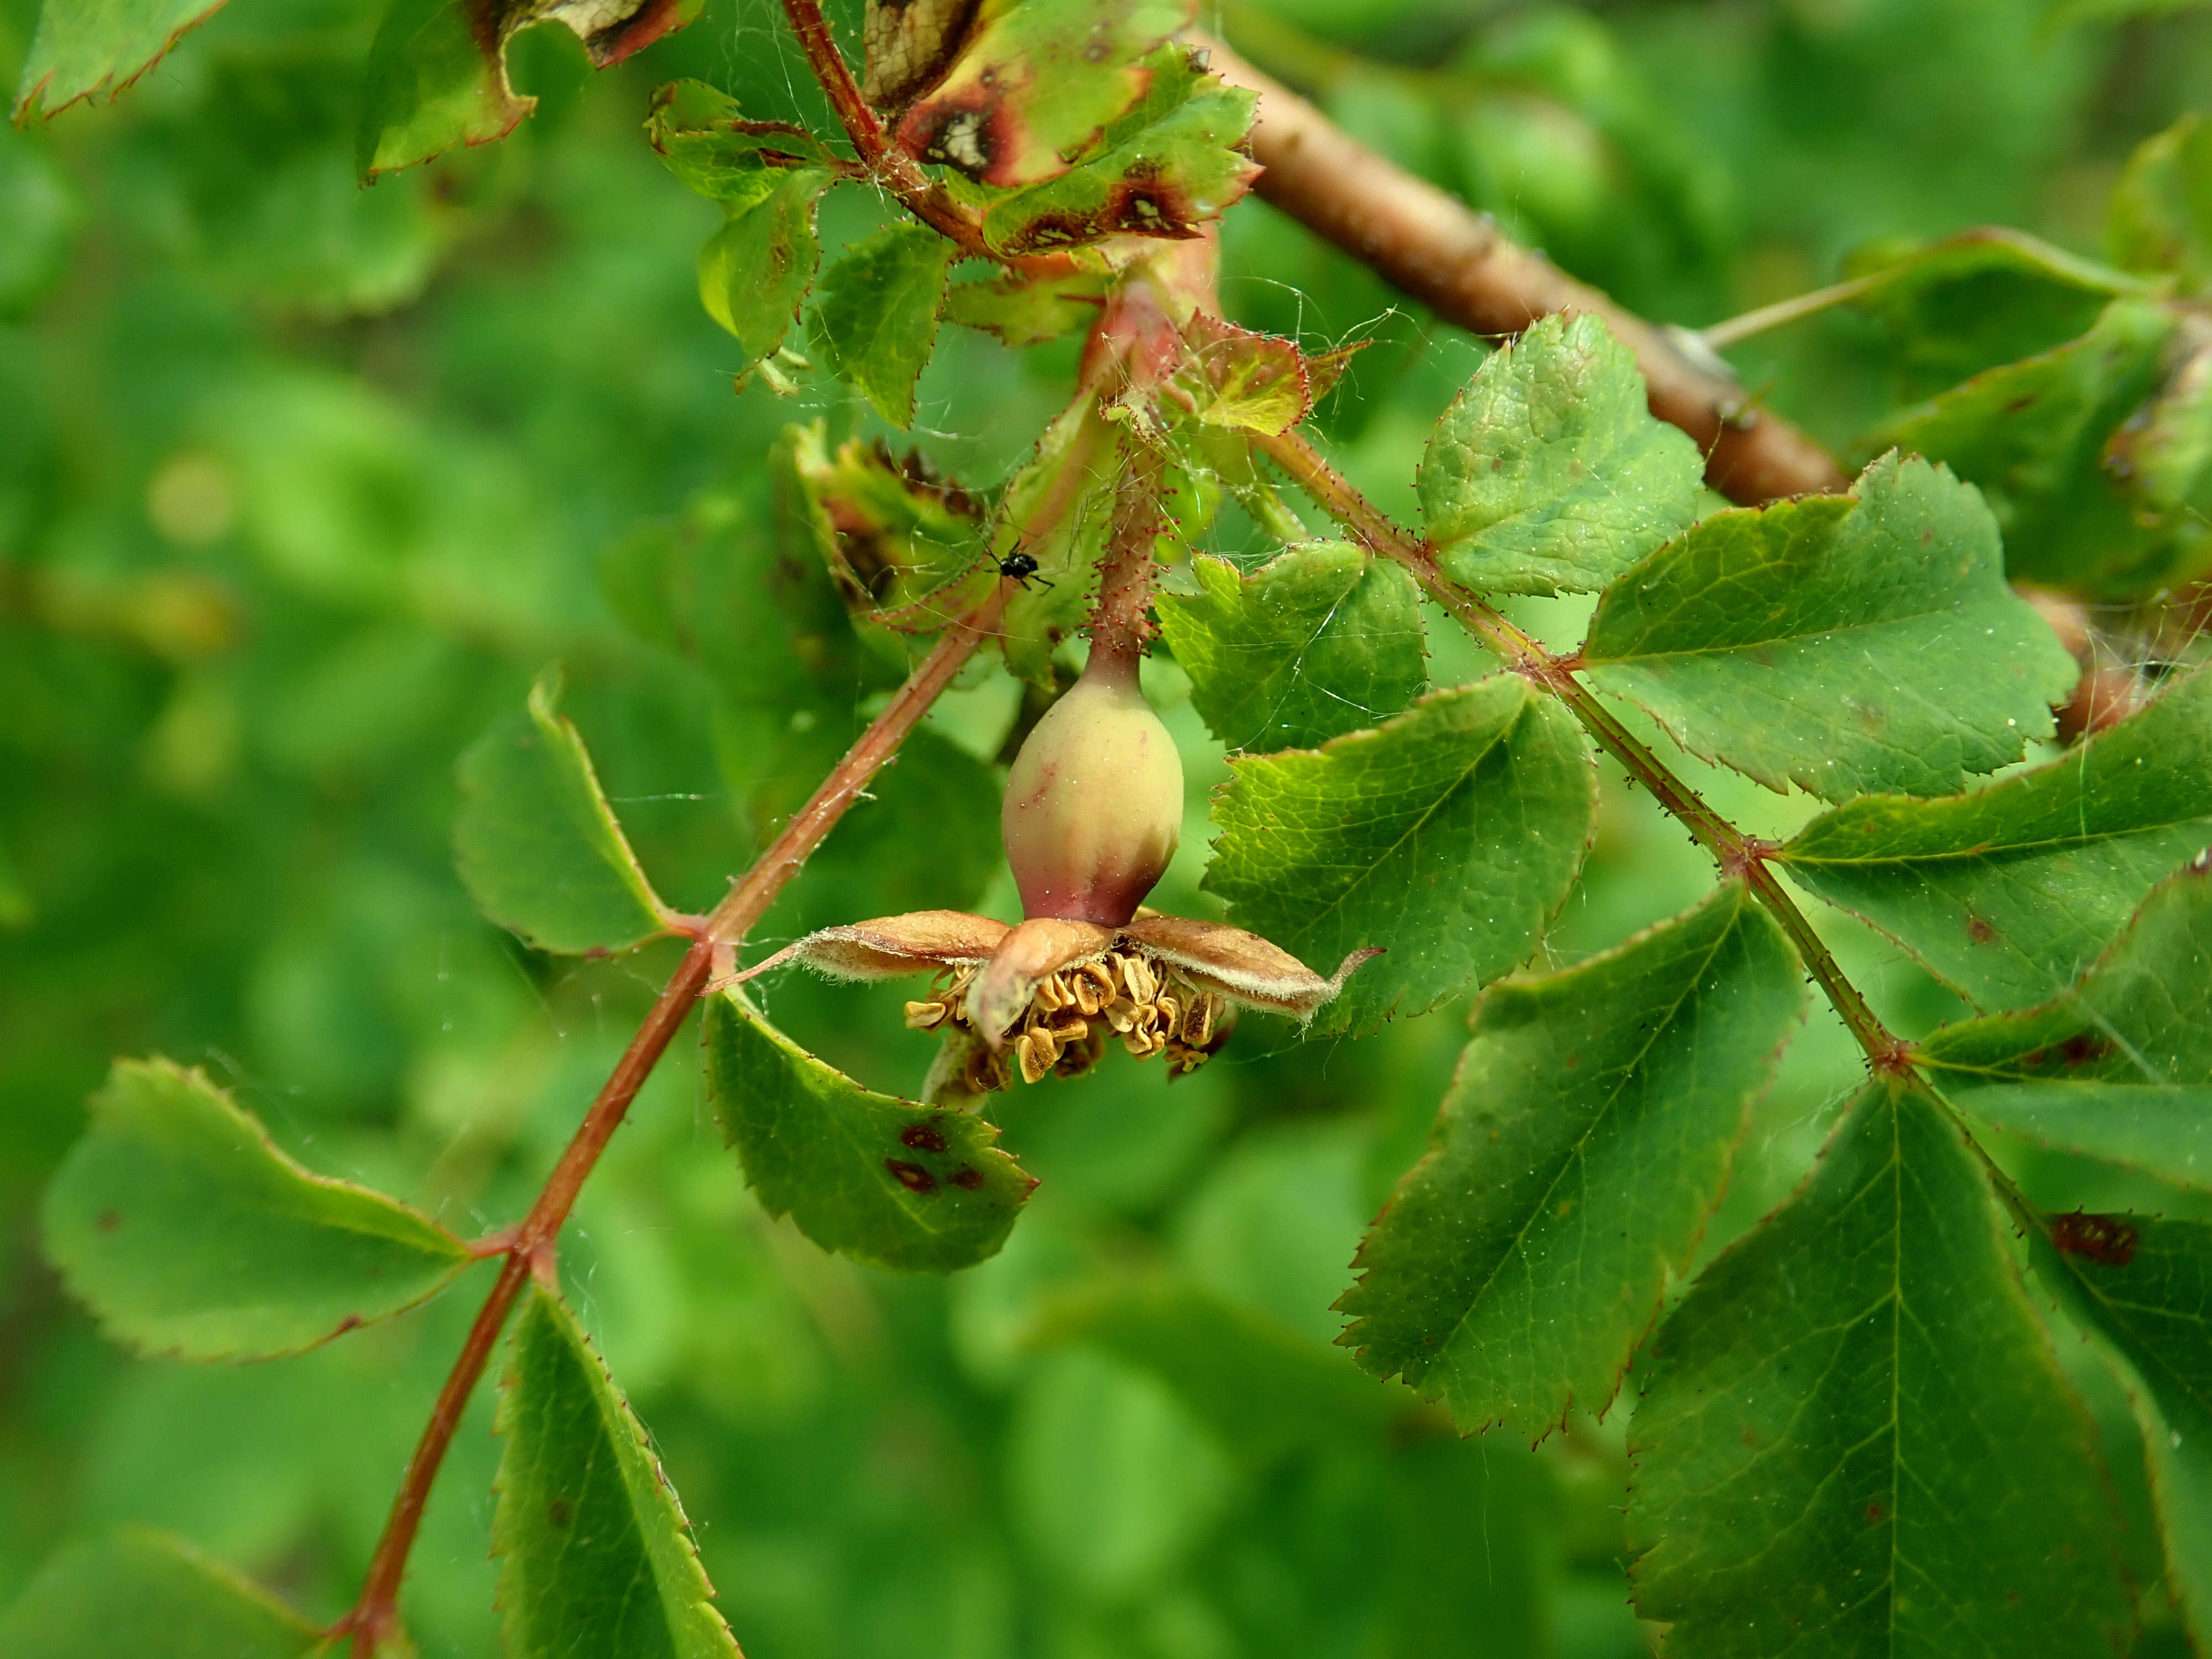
[2049,1209,2138,1266]
[1865,1501,1886,1524]
[995,177,1207,254]
[949,1167,985,1190]
[900,1121,951,1154]
[97,1208,122,1234]
[885,1159,938,1195]
[2059,1032,2115,1067]
[548,1498,574,1528]
[1965,915,1999,946]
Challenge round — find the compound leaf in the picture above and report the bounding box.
[455,667,675,956]
[890,0,1190,189]
[705,989,1035,1271]
[41,1058,472,1363]
[1339,881,1805,1436]
[1917,863,2212,1191]
[1582,452,2077,801]
[1418,312,1705,597]
[1629,1078,2132,1657]
[1206,677,1595,1039]
[810,223,956,429]
[1780,667,2212,1010]
[2032,1212,2212,1647]
[356,0,695,176]
[1155,545,1426,752]
[0,1527,320,1659]
[495,1286,740,1659]
[1872,297,2196,598]
[12,0,226,123]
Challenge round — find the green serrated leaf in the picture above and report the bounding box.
[2110,112,2212,291]
[2031,1213,2212,1646]
[1917,864,2212,1190]
[1205,676,1595,1039]
[12,0,227,124]
[1628,1078,2132,1656]
[1582,451,2077,801]
[1418,312,1704,597]
[943,269,1108,346]
[41,1058,471,1361]
[1339,881,1805,1436]
[1170,314,1312,435]
[789,423,992,632]
[1839,228,2148,402]
[1872,297,2195,598]
[697,166,833,370]
[495,1286,740,1659]
[704,990,1035,1271]
[648,79,838,210]
[890,0,1192,189]
[355,0,697,177]
[809,223,956,429]
[978,53,1257,254]
[1155,545,1426,752]
[455,668,674,954]
[0,1527,321,1658]
[1780,667,2212,1010]
[1035,1276,1401,1464]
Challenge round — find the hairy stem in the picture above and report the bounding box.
[1087,444,1167,677]
[1197,33,1847,507]
[1254,427,1906,1067]
[338,588,1010,1653]
[773,0,999,262]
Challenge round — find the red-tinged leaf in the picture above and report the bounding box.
[12,0,228,123]
[891,0,1192,188]
[789,424,994,632]
[1172,314,1311,435]
[976,50,1258,254]
[355,0,704,178]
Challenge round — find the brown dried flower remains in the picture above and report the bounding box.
[734,907,1376,1102]
[905,945,1233,1090]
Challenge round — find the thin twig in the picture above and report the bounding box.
[1253,426,1906,1067]
[336,587,1011,1655]
[1199,34,1849,507]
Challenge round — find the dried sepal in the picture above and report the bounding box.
[967,917,1118,1047]
[1119,914,1383,1021]
[737,910,1010,984]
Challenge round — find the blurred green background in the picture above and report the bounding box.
[4,0,2210,1653]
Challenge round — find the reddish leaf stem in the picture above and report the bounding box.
[774,0,995,259]
[337,588,1010,1655]
[1199,33,1847,507]
[1254,426,1906,1068]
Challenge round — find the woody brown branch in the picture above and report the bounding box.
[1194,34,1849,507]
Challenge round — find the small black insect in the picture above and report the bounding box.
[997,552,1055,591]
